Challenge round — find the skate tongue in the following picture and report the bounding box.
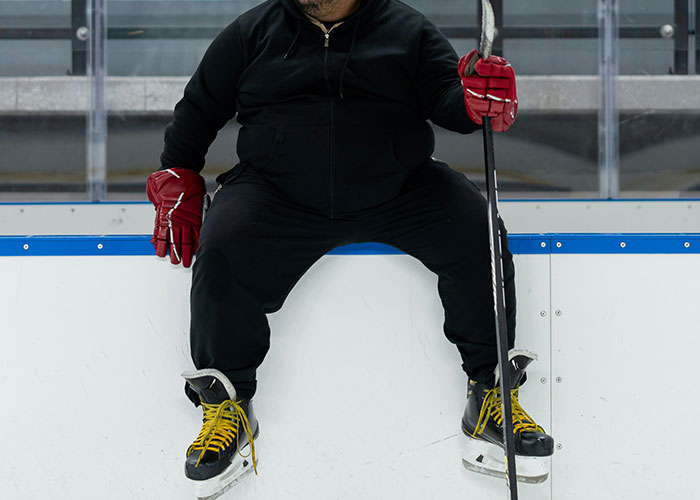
[494,349,537,389]
[182,369,238,404]
[197,383,231,405]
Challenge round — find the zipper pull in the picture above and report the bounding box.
[324,32,330,48]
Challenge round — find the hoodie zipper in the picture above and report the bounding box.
[319,23,340,219]
[306,16,342,218]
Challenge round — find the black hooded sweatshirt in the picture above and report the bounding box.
[160,0,479,218]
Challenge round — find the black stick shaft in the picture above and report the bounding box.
[482,117,519,500]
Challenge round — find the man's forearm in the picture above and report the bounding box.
[429,85,482,135]
[160,19,245,172]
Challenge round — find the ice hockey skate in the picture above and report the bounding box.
[183,369,259,500]
[462,349,553,483]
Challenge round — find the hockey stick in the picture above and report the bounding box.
[464,1,519,499]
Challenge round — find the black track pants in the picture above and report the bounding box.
[190,159,516,400]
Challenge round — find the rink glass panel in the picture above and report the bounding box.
[619,113,700,195]
[1,0,699,199]
[618,0,675,75]
[616,1,700,195]
[0,1,72,77]
[106,0,599,197]
[103,1,263,197]
[0,1,87,199]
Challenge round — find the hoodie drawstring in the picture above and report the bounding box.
[283,20,302,60]
[284,17,359,101]
[339,21,359,100]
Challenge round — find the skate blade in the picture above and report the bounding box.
[194,450,258,500]
[462,435,549,484]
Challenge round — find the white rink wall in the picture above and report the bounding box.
[1,201,699,500]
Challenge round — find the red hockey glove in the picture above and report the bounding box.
[458,49,518,132]
[146,167,207,268]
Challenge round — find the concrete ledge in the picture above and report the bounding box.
[2,75,700,114]
[518,75,598,112]
[518,75,700,112]
[0,76,187,115]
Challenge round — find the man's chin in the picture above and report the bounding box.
[294,0,332,15]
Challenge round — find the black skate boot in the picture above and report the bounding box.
[183,369,259,500]
[462,349,554,483]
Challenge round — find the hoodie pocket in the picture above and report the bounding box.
[237,124,333,213]
[236,125,283,172]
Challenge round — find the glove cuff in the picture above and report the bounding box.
[147,167,206,206]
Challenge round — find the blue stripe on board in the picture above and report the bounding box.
[507,234,551,255]
[0,235,154,256]
[1,234,699,256]
[328,243,404,255]
[550,233,699,254]
[326,238,550,255]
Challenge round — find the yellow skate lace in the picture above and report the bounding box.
[188,399,257,474]
[475,385,545,436]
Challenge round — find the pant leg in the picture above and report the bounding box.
[190,166,351,399]
[362,159,516,385]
